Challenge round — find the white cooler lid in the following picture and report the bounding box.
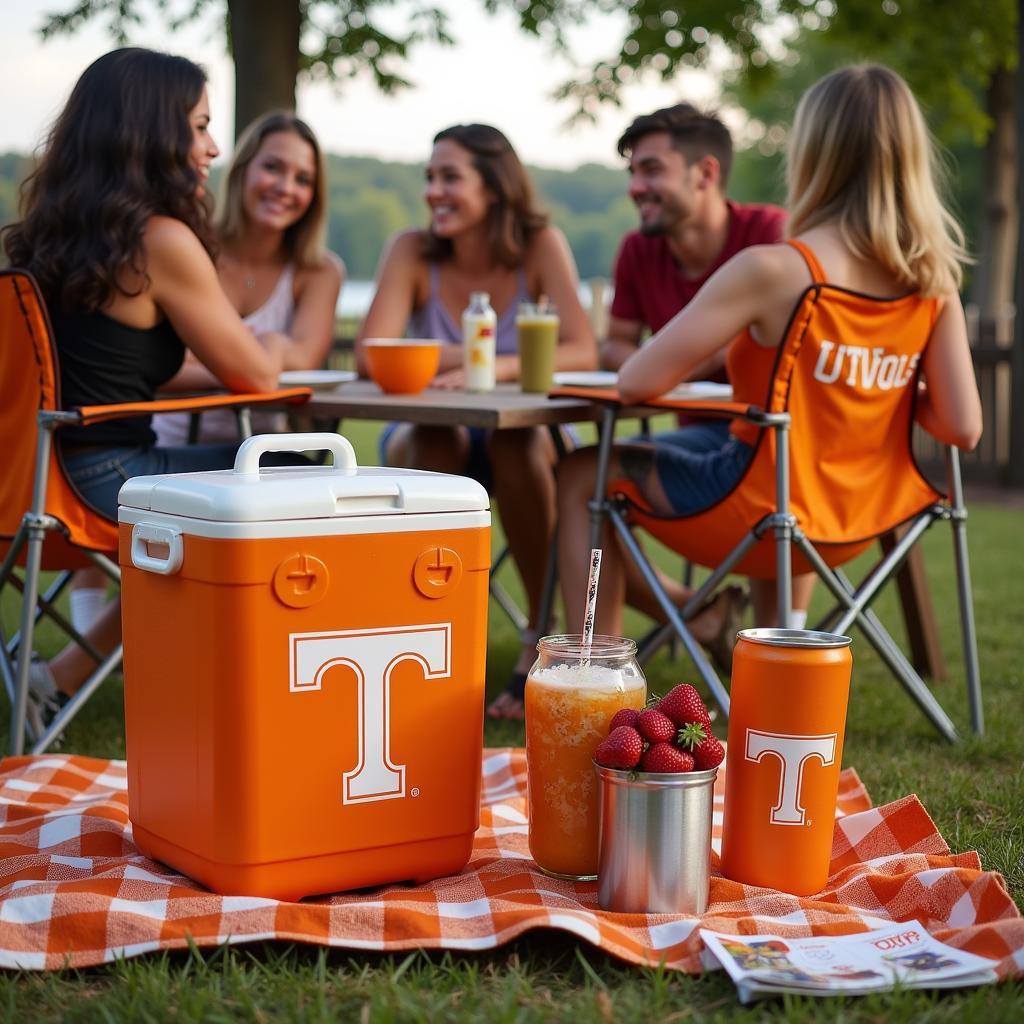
[118,433,489,523]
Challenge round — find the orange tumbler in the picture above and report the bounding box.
[720,628,853,896]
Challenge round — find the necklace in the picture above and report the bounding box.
[244,275,257,290]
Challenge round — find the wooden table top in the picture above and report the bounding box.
[302,381,614,430]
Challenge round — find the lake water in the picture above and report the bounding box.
[338,280,376,319]
[338,279,605,319]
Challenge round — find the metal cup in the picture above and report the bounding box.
[595,763,716,914]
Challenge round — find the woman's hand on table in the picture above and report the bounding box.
[432,367,467,390]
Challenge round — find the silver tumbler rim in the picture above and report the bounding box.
[594,762,718,790]
[738,627,851,649]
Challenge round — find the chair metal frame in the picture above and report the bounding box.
[583,398,982,744]
[0,409,125,753]
[0,268,312,754]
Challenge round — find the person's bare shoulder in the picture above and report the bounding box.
[378,230,431,308]
[142,216,212,281]
[529,223,568,256]
[525,224,577,275]
[294,249,345,300]
[386,228,427,262]
[143,215,204,254]
[310,248,346,283]
[726,241,806,289]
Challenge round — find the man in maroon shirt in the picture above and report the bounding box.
[604,103,786,373]
[600,105,811,647]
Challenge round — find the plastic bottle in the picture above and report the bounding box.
[462,291,497,392]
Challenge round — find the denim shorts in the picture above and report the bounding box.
[378,422,579,494]
[61,444,243,521]
[379,423,495,492]
[653,420,755,515]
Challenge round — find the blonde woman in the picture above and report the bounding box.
[556,64,981,641]
[155,110,344,444]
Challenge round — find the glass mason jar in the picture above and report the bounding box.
[524,634,646,880]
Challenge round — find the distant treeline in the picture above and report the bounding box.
[0,147,785,282]
[0,142,979,282]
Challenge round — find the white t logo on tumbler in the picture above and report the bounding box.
[289,623,452,804]
[745,729,837,826]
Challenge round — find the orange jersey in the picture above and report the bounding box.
[727,240,939,447]
[612,239,943,577]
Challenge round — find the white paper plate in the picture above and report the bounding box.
[665,381,733,400]
[552,371,618,388]
[278,369,357,391]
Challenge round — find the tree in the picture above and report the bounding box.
[40,0,454,140]
[785,1,1017,319]
[536,0,1018,316]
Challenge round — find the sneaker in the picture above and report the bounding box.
[25,655,70,741]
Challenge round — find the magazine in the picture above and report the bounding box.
[700,921,998,1004]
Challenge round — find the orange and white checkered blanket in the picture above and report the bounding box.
[0,750,1020,973]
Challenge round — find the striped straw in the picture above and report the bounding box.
[581,547,602,654]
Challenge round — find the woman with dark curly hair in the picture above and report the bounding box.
[2,47,290,727]
[355,123,597,720]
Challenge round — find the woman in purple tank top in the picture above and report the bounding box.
[356,124,597,718]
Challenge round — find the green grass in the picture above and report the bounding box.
[1,419,1021,1021]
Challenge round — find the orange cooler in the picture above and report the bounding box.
[720,628,853,896]
[117,434,491,900]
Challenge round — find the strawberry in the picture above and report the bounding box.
[609,707,641,732]
[657,683,713,729]
[677,722,725,770]
[594,726,644,770]
[641,742,695,773]
[635,708,676,744]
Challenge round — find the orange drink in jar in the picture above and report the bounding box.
[525,635,645,879]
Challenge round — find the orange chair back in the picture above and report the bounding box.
[618,242,943,577]
[0,270,118,567]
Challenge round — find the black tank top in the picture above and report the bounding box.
[50,309,186,447]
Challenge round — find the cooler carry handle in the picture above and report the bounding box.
[234,433,358,475]
[131,523,184,575]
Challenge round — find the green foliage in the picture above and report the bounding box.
[38,0,455,98]
[521,0,1016,148]
[0,146,640,280]
[32,1,1018,149]
[724,28,987,256]
[806,0,1017,145]
[0,153,31,239]
[0,134,988,282]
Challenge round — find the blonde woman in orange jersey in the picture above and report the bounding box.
[556,64,981,640]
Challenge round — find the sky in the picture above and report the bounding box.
[0,0,723,171]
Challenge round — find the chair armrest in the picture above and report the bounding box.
[549,385,773,425]
[69,387,313,427]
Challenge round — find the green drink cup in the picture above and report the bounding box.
[517,302,559,393]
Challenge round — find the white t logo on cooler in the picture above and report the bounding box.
[289,623,452,804]
[745,730,837,826]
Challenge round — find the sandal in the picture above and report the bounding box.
[700,584,749,677]
[25,654,70,745]
[486,672,527,721]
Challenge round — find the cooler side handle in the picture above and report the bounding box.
[234,433,358,475]
[131,523,184,575]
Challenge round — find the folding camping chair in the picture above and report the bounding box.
[0,269,313,754]
[556,258,982,744]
